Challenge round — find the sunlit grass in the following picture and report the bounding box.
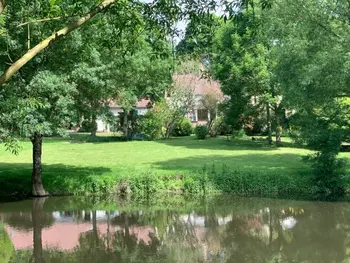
[0,135,323,196]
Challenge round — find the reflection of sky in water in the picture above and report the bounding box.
[280,216,297,230]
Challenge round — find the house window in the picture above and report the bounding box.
[197,109,208,121]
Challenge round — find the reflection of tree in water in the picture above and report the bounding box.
[3,207,53,232]
[218,205,350,263]
[274,205,348,263]
[221,214,272,263]
[4,198,55,263]
[2,201,350,263]
[72,211,164,263]
[32,198,48,263]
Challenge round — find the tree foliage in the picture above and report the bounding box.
[266,0,350,194]
[211,7,274,131]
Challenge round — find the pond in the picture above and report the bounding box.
[0,195,349,263]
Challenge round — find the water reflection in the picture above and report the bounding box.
[0,197,350,262]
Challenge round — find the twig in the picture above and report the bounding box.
[16,17,63,27]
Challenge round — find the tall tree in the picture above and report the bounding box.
[0,72,76,196]
[211,7,281,144]
[176,14,221,59]
[0,1,169,194]
[269,0,350,194]
[114,39,172,137]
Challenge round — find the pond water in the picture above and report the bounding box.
[0,195,349,263]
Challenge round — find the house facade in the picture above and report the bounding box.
[96,99,151,132]
[96,74,223,132]
[173,74,223,126]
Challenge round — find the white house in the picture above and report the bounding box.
[96,99,150,132]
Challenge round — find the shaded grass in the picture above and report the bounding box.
[0,135,338,198]
[0,163,112,197]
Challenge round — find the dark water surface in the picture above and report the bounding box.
[0,195,349,263]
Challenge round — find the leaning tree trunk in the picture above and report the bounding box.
[266,103,272,145]
[31,133,47,197]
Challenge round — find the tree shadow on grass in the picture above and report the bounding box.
[155,136,301,151]
[0,163,112,198]
[153,153,309,175]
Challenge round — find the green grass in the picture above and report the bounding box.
[1,134,347,198]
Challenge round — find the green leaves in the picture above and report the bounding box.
[0,134,21,155]
[0,71,77,142]
[211,6,275,128]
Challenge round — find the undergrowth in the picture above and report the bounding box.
[0,164,323,199]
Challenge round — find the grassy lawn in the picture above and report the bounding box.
[1,134,346,197]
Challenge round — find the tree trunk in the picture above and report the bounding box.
[107,211,111,251]
[91,115,97,137]
[92,211,99,247]
[0,0,116,85]
[266,103,272,145]
[32,198,47,263]
[31,133,47,197]
[123,110,129,138]
[275,106,282,145]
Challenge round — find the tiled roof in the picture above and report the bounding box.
[173,74,223,96]
[109,74,223,109]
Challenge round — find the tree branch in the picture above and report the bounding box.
[0,0,6,14]
[0,0,116,86]
[16,17,63,27]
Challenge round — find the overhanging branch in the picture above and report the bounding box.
[0,0,116,85]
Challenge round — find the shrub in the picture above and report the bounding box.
[212,116,232,135]
[303,152,348,196]
[139,112,163,140]
[129,171,162,196]
[183,176,201,194]
[232,129,245,139]
[194,125,208,139]
[79,120,97,133]
[244,117,266,135]
[173,118,193,136]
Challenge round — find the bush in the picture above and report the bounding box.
[194,125,208,139]
[173,118,193,136]
[212,116,232,135]
[244,117,266,135]
[139,111,163,140]
[303,152,348,196]
[79,120,97,133]
[232,129,245,139]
